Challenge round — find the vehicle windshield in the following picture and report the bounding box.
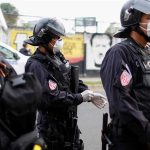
[0,45,15,59]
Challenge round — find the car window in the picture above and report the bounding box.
[0,45,15,59]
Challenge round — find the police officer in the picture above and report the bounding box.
[24,18,97,150]
[0,57,46,150]
[100,0,150,150]
[0,57,16,150]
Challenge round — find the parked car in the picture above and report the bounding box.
[0,41,29,74]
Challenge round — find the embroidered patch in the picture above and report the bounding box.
[48,80,57,90]
[120,70,132,86]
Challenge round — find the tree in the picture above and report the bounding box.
[0,3,19,26]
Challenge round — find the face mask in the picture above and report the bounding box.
[140,21,150,37]
[53,39,64,54]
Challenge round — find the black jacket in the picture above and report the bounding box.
[0,57,17,150]
[100,38,150,144]
[25,49,88,133]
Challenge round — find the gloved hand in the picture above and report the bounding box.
[81,90,94,102]
[91,92,107,109]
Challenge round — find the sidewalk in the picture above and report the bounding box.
[79,76,103,91]
[79,76,101,82]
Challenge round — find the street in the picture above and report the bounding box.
[78,101,109,150]
[77,80,109,150]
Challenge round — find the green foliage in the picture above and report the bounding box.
[0,3,19,26]
[84,80,101,86]
[84,80,102,92]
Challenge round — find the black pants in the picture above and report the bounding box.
[108,118,148,150]
[0,129,11,150]
[108,140,147,150]
[108,128,147,150]
[40,119,84,150]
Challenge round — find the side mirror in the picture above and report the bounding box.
[13,52,20,60]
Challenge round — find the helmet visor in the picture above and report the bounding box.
[24,36,40,46]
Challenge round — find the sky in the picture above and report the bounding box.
[0,0,127,22]
[0,0,127,32]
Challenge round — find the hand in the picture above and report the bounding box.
[91,92,107,109]
[81,90,94,102]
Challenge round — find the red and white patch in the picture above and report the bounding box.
[120,70,132,86]
[48,80,57,90]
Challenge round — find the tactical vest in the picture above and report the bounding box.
[29,53,82,150]
[29,52,77,116]
[30,52,71,92]
[121,40,150,120]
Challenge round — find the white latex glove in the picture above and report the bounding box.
[81,90,94,102]
[91,92,108,109]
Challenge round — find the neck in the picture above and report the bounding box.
[38,46,54,56]
[38,46,47,54]
[130,31,147,48]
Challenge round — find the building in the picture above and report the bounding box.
[0,8,8,43]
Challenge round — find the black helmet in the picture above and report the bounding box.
[114,0,150,38]
[25,18,66,46]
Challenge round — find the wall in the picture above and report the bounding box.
[8,27,121,76]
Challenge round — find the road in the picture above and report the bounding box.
[77,78,109,150]
[78,101,109,150]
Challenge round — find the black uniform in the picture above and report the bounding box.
[100,38,150,150]
[0,56,44,150]
[25,49,87,150]
[0,57,17,149]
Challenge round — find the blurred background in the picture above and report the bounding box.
[0,0,126,77]
[0,1,125,149]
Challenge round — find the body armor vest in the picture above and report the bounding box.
[30,52,71,92]
[122,40,150,120]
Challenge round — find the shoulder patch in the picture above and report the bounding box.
[120,64,132,86]
[48,80,57,90]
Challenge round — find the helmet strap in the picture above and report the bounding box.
[134,26,149,42]
[42,43,54,55]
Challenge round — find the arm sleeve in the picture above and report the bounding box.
[100,47,150,144]
[78,79,88,93]
[25,61,83,110]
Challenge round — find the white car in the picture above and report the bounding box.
[0,41,29,74]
